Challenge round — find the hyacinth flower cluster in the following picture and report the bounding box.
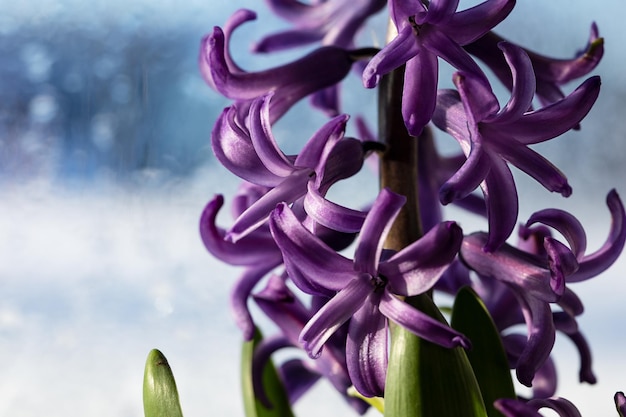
[184,1,626,416]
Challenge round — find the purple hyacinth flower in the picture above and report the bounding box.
[433,42,601,251]
[211,94,364,241]
[362,0,515,135]
[253,0,386,52]
[465,23,603,107]
[270,187,468,397]
[199,9,356,122]
[461,190,625,386]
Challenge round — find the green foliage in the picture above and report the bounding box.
[384,294,487,417]
[451,287,517,417]
[143,349,184,417]
[241,328,295,417]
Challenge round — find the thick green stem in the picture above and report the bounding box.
[378,65,423,250]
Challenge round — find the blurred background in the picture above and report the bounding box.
[1,0,625,416]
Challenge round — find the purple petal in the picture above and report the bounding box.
[525,208,587,260]
[362,25,420,88]
[380,221,463,296]
[514,294,556,387]
[354,188,406,276]
[444,0,515,45]
[461,233,559,302]
[402,49,439,136]
[211,106,284,187]
[481,156,519,252]
[295,114,348,171]
[346,292,388,398]
[526,398,583,417]
[425,0,459,24]
[270,202,356,295]
[487,134,572,197]
[300,275,372,357]
[453,70,499,124]
[570,189,626,282]
[379,290,470,349]
[544,237,578,296]
[278,359,322,405]
[253,30,323,53]
[227,170,311,242]
[199,195,282,266]
[317,138,365,191]
[232,264,281,340]
[496,76,601,145]
[439,136,492,205]
[616,392,626,417]
[248,95,296,177]
[494,398,542,417]
[304,181,367,233]
[488,42,536,124]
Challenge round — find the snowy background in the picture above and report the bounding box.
[1,1,626,416]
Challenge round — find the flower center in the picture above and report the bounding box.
[370,275,387,293]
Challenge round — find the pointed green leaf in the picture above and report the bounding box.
[384,294,488,417]
[451,287,516,417]
[143,349,184,417]
[241,328,295,417]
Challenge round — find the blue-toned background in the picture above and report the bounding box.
[1,1,625,415]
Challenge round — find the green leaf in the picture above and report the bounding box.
[384,294,488,417]
[451,287,516,417]
[143,349,184,417]
[241,328,295,417]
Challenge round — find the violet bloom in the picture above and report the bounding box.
[461,190,625,386]
[465,23,603,107]
[199,9,356,122]
[212,94,364,241]
[433,42,601,251]
[253,0,386,52]
[270,188,468,397]
[362,0,515,135]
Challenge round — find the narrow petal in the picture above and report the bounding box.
[354,188,406,276]
[615,392,626,417]
[380,221,463,296]
[461,233,559,302]
[251,335,297,407]
[199,195,282,266]
[527,398,583,417]
[525,208,587,260]
[362,25,421,88]
[425,0,460,24]
[278,359,322,405]
[211,106,283,187]
[497,76,601,145]
[453,70,500,124]
[444,0,515,45]
[402,50,439,136]
[300,276,373,357]
[488,42,536,124]
[253,30,323,53]
[346,292,388,398]
[248,95,296,177]
[481,156,519,251]
[227,170,311,242]
[439,137,492,204]
[544,237,578,296]
[514,294,556,387]
[270,203,356,295]
[304,181,367,233]
[379,290,470,349]
[494,398,542,417]
[232,263,281,340]
[487,134,572,196]
[570,189,626,282]
[295,114,348,171]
